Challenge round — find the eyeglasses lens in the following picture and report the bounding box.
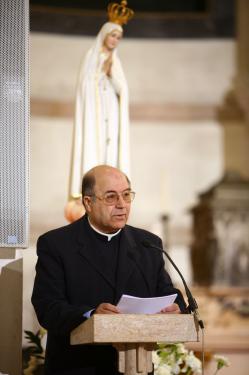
[104,191,135,204]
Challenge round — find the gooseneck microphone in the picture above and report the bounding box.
[142,240,204,330]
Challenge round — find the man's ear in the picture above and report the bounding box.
[83,196,92,212]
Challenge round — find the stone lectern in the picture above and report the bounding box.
[71,314,198,375]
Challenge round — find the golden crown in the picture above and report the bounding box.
[107,1,134,26]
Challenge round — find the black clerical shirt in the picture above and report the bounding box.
[84,218,122,316]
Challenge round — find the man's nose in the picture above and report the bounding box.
[116,194,125,207]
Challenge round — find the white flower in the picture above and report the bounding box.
[152,351,161,369]
[184,351,202,373]
[167,352,176,365]
[154,343,205,375]
[175,343,188,355]
[214,355,230,369]
[176,357,184,366]
[171,363,181,374]
[155,363,172,375]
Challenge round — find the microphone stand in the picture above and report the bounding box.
[142,240,205,375]
[142,240,204,330]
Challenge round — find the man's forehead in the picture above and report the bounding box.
[94,171,129,191]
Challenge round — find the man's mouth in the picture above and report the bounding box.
[113,213,126,218]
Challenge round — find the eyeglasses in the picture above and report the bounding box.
[90,190,136,205]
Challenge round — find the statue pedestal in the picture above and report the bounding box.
[64,199,85,222]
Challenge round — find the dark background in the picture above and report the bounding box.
[30,0,208,12]
[30,0,235,38]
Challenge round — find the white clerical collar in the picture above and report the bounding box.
[88,218,121,241]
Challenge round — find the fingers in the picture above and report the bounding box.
[94,302,181,315]
[159,303,181,314]
[95,303,120,315]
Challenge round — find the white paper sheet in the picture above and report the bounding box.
[117,293,177,314]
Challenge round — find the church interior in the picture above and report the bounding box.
[0,1,248,374]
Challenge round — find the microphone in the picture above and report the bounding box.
[142,240,204,329]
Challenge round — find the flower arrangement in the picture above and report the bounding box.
[153,343,230,375]
[22,329,230,375]
[153,343,201,375]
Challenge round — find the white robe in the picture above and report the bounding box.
[70,22,130,198]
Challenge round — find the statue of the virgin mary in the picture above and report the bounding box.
[65,1,133,222]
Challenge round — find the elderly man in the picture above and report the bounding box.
[32,165,187,375]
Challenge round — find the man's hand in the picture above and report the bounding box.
[159,303,181,314]
[95,303,120,314]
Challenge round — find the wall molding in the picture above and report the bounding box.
[31,98,221,122]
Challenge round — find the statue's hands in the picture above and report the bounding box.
[159,303,181,314]
[102,53,113,77]
[94,303,120,314]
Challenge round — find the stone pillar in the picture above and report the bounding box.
[217,90,249,178]
[235,0,249,121]
[217,0,249,178]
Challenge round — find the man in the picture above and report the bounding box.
[32,165,187,375]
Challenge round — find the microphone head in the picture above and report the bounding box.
[141,240,151,248]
